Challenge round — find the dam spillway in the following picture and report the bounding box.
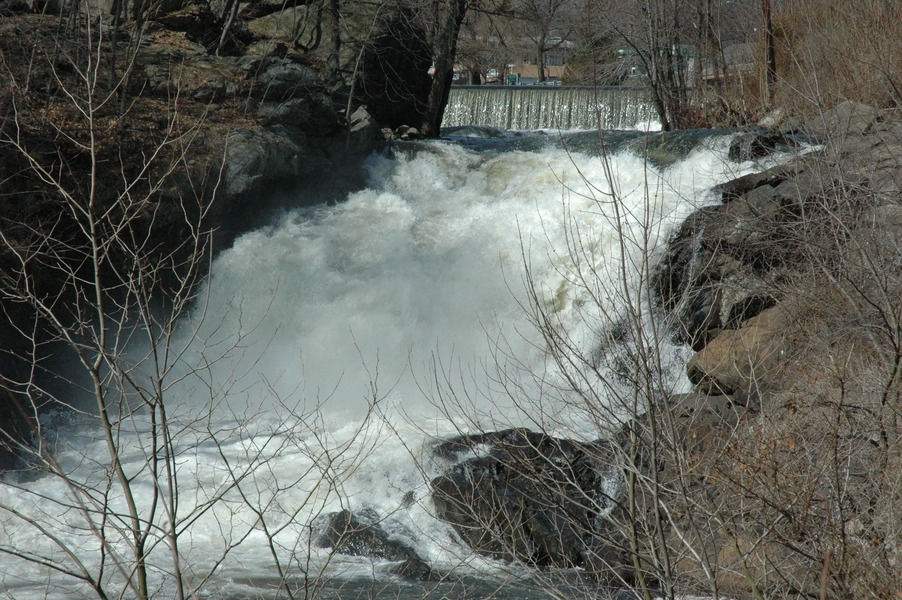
[442,85,657,130]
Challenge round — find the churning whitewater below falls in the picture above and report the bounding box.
[1,127,797,599]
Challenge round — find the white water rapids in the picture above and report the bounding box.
[1,129,781,599]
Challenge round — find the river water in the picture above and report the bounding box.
[1,126,785,599]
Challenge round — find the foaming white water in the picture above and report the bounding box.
[181,138,749,425]
[1,134,773,598]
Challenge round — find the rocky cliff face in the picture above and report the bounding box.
[0,9,382,468]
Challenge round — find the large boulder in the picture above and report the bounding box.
[356,8,432,130]
[257,97,337,135]
[247,7,309,43]
[715,162,799,203]
[802,101,882,138]
[255,61,321,102]
[222,127,309,197]
[430,429,629,581]
[686,305,791,396]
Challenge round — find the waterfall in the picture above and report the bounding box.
[442,86,657,130]
[1,130,776,600]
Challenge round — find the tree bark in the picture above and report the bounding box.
[536,38,546,83]
[762,0,777,105]
[328,0,341,75]
[420,0,468,137]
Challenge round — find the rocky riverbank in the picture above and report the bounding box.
[643,101,901,595]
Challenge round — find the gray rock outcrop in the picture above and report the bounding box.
[658,103,902,396]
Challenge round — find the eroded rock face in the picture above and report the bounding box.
[430,429,629,581]
[653,201,781,351]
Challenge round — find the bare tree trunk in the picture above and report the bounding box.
[762,0,777,105]
[420,0,468,137]
[327,0,341,76]
[216,0,241,56]
[536,35,546,82]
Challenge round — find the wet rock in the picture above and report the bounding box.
[728,129,796,162]
[387,556,442,581]
[314,509,413,561]
[314,509,441,581]
[397,125,422,140]
[430,429,628,581]
[653,203,779,350]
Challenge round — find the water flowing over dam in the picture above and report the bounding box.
[442,85,657,130]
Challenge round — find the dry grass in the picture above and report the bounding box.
[772,0,902,114]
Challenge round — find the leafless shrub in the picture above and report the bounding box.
[773,0,902,113]
[0,11,386,599]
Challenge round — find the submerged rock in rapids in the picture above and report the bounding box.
[313,509,441,581]
[430,428,629,581]
[727,129,800,162]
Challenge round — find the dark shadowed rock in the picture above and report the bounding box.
[152,0,218,46]
[430,428,628,581]
[223,128,308,197]
[728,129,797,162]
[313,509,441,581]
[357,7,432,130]
[314,509,413,561]
[257,62,320,102]
[257,97,337,136]
[387,556,443,581]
